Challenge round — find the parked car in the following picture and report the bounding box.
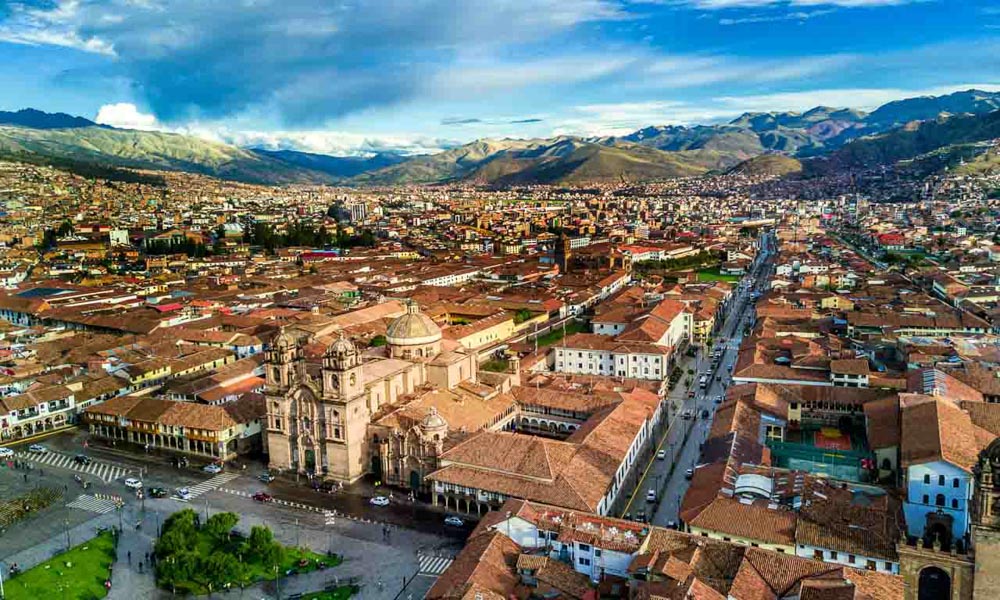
[700,409,710,419]
[0,447,13,458]
[635,510,646,523]
[646,489,656,502]
[74,454,92,465]
[252,492,273,502]
[176,488,194,501]
[148,487,168,498]
[444,516,465,527]
[657,450,666,460]
[27,444,47,453]
[666,520,678,530]
[685,468,695,480]
[257,472,275,483]
[369,496,390,507]
[124,477,143,489]
[203,463,223,474]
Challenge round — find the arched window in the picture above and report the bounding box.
[953,478,960,488]
[938,475,945,486]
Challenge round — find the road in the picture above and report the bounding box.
[620,231,777,527]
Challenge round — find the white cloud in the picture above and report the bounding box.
[661,0,924,8]
[189,127,457,157]
[95,102,159,130]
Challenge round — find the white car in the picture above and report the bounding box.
[444,516,465,527]
[657,450,666,460]
[176,487,194,501]
[203,464,223,474]
[369,496,390,506]
[124,477,143,489]
[27,444,47,453]
[0,447,12,458]
[646,489,657,502]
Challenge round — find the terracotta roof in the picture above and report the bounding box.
[900,394,990,472]
[689,497,797,547]
[426,530,521,600]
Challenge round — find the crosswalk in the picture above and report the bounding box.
[16,450,130,483]
[173,472,240,501]
[66,494,121,514]
[417,553,454,576]
[324,510,336,526]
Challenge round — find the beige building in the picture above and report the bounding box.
[265,303,495,485]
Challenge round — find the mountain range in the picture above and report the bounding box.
[0,89,998,186]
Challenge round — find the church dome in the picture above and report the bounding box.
[386,302,442,347]
[420,407,448,434]
[325,333,357,357]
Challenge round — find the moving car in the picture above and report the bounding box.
[700,409,710,419]
[444,516,465,527]
[27,444,47,453]
[685,468,695,480]
[74,454,92,465]
[148,487,168,498]
[646,489,656,502]
[203,463,223,474]
[0,447,12,458]
[657,450,666,460]
[124,477,143,489]
[252,492,273,502]
[713,395,723,405]
[369,496,390,506]
[257,472,275,483]
[176,488,194,501]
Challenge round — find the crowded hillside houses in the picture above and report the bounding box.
[0,162,999,599]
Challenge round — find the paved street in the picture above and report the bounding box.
[620,232,776,527]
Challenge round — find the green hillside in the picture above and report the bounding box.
[0,125,335,184]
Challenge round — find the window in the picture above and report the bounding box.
[848,555,856,564]
[866,560,876,571]
[936,494,946,507]
[814,550,824,560]
[923,474,931,484]
[578,557,591,566]
[830,551,838,560]
[954,478,960,488]
[578,544,591,552]
[938,475,946,486]
[952,499,959,509]
[594,549,602,557]
[923,494,929,504]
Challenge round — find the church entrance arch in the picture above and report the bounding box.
[918,566,950,600]
[410,470,421,491]
[304,449,316,472]
[371,455,382,478]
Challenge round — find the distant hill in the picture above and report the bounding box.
[252,148,407,178]
[865,89,1000,128]
[0,108,96,129]
[727,154,803,177]
[2,89,1000,186]
[810,109,1000,174]
[352,137,737,185]
[0,123,336,185]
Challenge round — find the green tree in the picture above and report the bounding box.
[205,512,239,542]
[201,551,242,590]
[368,335,387,347]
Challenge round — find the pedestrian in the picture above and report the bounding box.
[127,551,131,564]
[138,561,143,573]
[23,473,27,483]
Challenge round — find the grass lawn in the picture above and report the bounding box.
[534,321,588,347]
[696,268,741,283]
[300,585,359,600]
[3,530,115,600]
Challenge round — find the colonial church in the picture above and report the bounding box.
[264,302,519,488]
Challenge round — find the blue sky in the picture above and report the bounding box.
[0,0,998,155]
